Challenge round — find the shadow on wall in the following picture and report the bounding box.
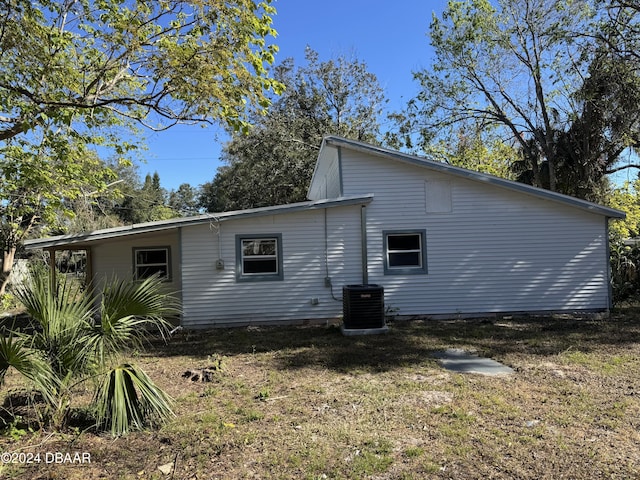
[386,236,608,315]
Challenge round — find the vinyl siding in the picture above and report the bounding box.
[180,205,363,328]
[326,156,342,198]
[308,147,341,200]
[341,151,610,315]
[90,230,182,300]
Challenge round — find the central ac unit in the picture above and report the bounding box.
[342,284,385,330]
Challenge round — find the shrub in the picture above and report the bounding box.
[0,271,179,436]
[610,240,640,304]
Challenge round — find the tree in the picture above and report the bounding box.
[598,0,640,64]
[113,172,179,224]
[0,0,282,140]
[168,183,201,217]
[0,0,283,294]
[0,273,178,435]
[394,0,640,201]
[200,48,387,211]
[424,126,518,179]
[608,179,640,239]
[0,137,117,294]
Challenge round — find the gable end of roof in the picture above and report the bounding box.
[321,135,625,219]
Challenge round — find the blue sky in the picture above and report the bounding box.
[140,1,448,191]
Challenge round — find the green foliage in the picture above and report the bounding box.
[1,271,178,435]
[0,416,30,441]
[207,354,227,372]
[90,275,177,363]
[394,0,640,201]
[607,180,640,239]
[0,0,282,139]
[0,293,19,312]
[200,48,387,211]
[610,240,640,303]
[168,184,201,217]
[1,0,283,291]
[0,141,118,294]
[0,330,57,407]
[18,274,95,380]
[94,363,174,437]
[100,168,187,225]
[425,129,517,179]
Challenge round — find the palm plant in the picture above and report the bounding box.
[0,271,179,436]
[94,363,174,436]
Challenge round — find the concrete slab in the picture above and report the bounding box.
[340,325,389,336]
[433,348,514,376]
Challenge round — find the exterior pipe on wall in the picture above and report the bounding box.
[361,204,368,285]
[337,146,344,196]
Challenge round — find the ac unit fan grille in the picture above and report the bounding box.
[343,284,385,329]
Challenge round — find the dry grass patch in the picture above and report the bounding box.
[2,311,640,478]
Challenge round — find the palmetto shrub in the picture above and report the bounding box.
[610,240,640,304]
[0,272,179,436]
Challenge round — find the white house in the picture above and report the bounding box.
[24,136,625,328]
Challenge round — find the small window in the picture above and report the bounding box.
[383,231,427,275]
[236,234,283,282]
[133,247,170,280]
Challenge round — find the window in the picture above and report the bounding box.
[133,247,170,280]
[236,234,283,282]
[383,231,427,275]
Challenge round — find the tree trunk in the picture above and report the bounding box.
[547,150,557,192]
[0,247,16,296]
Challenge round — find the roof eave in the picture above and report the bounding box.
[24,194,374,250]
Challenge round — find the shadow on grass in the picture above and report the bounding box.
[145,306,640,373]
[149,323,439,373]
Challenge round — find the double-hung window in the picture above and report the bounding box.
[133,247,170,280]
[236,234,283,281]
[383,231,427,275]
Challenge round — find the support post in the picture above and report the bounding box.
[46,247,56,294]
[84,247,93,291]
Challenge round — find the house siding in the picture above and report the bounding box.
[91,230,182,298]
[180,205,363,328]
[326,154,342,198]
[26,137,621,329]
[309,147,341,200]
[340,150,610,315]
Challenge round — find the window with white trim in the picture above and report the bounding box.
[133,247,170,280]
[383,231,427,275]
[236,234,283,281]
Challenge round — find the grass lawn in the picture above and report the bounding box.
[1,310,640,479]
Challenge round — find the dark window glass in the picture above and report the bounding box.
[136,250,166,265]
[241,238,279,275]
[388,252,421,267]
[134,248,169,279]
[243,259,278,274]
[388,235,420,251]
[387,234,422,269]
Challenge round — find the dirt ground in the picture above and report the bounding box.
[1,311,639,479]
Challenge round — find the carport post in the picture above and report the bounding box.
[46,247,56,294]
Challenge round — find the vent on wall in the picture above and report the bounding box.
[342,284,385,330]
